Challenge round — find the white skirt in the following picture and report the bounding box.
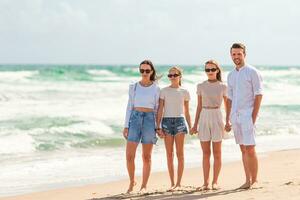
[198,108,225,142]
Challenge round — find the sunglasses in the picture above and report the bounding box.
[168,74,180,78]
[205,68,218,72]
[139,69,152,74]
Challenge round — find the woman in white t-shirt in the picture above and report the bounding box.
[191,60,229,191]
[156,66,191,191]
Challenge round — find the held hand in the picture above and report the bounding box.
[123,128,129,139]
[190,125,198,135]
[156,129,165,138]
[224,122,231,132]
[189,128,195,135]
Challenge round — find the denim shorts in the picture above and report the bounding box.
[128,110,158,144]
[162,117,188,136]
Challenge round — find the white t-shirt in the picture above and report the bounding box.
[197,81,227,108]
[160,86,190,117]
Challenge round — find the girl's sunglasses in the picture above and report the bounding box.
[139,69,152,74]
[205,68,217,72]
[168,74,180,78]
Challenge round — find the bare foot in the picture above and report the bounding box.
[167,185,175,192]
[126,181,136,193]
[250,181,261,189]
[238,182,251,189]
[196,185,210,191]
[171,184,182,191]
[138,187,148,194]
[212,183,221,190]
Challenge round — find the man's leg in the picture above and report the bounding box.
[245,145,258,184]
[239,145,251,189]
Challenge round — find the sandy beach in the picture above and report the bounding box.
[1,148,300,200]
[1,1,300,199]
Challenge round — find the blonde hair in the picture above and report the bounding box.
[169,66,183,86]
[205,60,222,82]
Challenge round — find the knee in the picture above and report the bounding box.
[240,148,247,156]
[166,152,174,161]
[246,147,256,157]
[213,151,221,160]
[142,154,152,163]
[176,152,184,162]
[126,154,135,162]
[203,150,211,158]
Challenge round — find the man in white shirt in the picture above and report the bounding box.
[226,43,263,189]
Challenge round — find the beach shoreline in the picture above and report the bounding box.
[1,65,300,199]
[1,148,300,200]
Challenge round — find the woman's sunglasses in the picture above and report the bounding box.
[205,68,218,72]
[168,74,180,78]
[139,69,152,74]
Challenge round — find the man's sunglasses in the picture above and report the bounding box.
[168,74,180,78]
[205,68,218,72]
[139,69,152,74]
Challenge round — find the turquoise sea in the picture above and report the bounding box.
[0,64,300,196]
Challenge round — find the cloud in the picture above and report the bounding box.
[0,0,299,65]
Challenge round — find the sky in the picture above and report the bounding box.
[0,0,299,65]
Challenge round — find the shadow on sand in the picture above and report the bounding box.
[88,185,261,200]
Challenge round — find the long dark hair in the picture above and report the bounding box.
[205,60,222,82]
[139,60,157,81]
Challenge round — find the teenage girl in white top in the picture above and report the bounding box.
[191,60,229,191]
[156,66,191,191]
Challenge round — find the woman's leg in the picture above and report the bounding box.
[140,143,154,190]
[212,141,222,189]
[126,141,139,193]
[201,141,211,187]
[164,133,175,188]
[174,133,185,188]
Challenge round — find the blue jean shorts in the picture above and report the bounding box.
[128,110,158,144]
[162,117,188,136]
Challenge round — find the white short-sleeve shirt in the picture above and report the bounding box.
[160,86,190,117]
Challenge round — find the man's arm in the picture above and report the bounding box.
[251,69,263,124]
[252,95,263,124]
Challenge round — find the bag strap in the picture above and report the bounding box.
[132,82,138,109]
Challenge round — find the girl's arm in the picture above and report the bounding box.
[223,95,229,118]
[156,98,165,137]
[192,95,202,132]
[184,100,192,129]
[225,96,232,132]
[223,84,231,132]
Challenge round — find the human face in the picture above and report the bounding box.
[230,48,246,67]
[205,63,219,80]
[139,64,153,79]
[168,69,180,84]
